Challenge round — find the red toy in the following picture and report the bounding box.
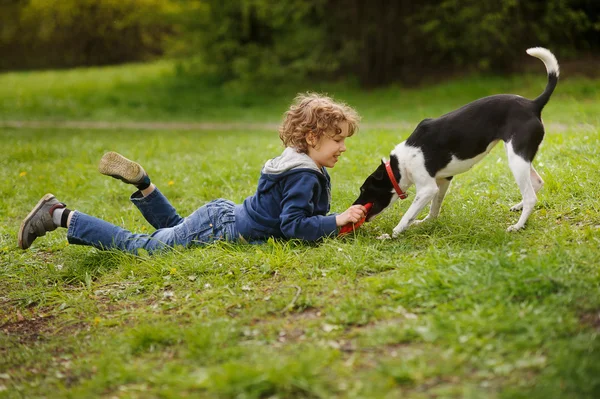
[338,203,373,236]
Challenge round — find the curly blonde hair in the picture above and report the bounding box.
[279,93,361,153]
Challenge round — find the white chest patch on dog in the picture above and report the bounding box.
[435,140,499,178]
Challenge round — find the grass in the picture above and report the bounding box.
[1,61,600,398]
[0,60,599,125]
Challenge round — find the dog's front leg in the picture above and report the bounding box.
[413,177,453,225]
[392,183,439,237]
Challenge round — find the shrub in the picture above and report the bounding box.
[0,0,179,70]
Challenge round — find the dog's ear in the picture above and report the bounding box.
[371,158,387,180]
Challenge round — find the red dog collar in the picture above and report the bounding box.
[385,160,408,199]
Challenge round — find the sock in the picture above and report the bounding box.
[135,175,151,191]
[52,207,72,228]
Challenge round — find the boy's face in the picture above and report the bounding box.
[307,121,350,169]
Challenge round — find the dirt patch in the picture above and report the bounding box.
[287,306,322,320]
[0,306,90,345]
[1,314,56,344]
[581,311,600,331]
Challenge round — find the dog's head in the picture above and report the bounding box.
[353,157,401,222]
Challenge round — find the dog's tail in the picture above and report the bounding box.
[527,47,559,110]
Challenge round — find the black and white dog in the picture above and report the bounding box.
[354,47,559,238]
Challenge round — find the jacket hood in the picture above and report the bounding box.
[262,147,321,175]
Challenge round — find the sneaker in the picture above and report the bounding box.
[18,194,65,250]
[98,151,150,187]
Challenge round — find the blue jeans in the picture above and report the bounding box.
[67,187,239,254]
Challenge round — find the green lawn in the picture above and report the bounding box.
[0,60,598,125]
[1,62,600,398]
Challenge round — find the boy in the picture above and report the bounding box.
[18,93,368,253]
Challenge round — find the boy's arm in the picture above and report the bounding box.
[279,174,338,241]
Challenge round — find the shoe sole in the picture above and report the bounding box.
[18,193,55,250]
[98,151,145,183]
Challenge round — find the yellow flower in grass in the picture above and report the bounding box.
[168,180,175,186]
[19,171,27,177]
[93,317,101,326]
[170,267,177,275]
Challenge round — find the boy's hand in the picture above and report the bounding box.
[336,204,369,227]
[337,203,372,236]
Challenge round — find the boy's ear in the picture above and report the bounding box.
[306,131,318,147]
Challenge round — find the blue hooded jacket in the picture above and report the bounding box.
[234,147,338,241]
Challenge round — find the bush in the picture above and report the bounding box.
[178,0,600,87]
[174,0,337,88]
[324,0,600,85]
[0,0,179,71]
[2,0,598,85]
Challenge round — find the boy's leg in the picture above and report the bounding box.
[130,187,184,229]
[69,200,240,253]
[99,151,183,229]
[19,193,173,253]
[20,195,239,253]
[68,211,178,253]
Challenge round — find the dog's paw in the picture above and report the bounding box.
[510,202,523,212]
[377,233,392,240]
[392,230,405,238]
[412,217,430,226]
[391,225,409,238]
[506,224,524,232]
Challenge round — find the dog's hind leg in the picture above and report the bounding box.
[506,142,538,231]
[510,166,544,211]
[413,177,453,225]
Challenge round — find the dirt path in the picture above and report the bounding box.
[0,120,414,131]
[0,120,588,132]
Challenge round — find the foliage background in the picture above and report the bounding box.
[1,0,599,86]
